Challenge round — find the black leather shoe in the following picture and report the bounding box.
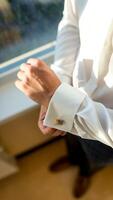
[49,155,72,172]
[73,171,91,198]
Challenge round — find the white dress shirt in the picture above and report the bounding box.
[44,0,113,148]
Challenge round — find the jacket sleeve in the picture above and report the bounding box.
[51,0,80,85]
[44,82,113,148]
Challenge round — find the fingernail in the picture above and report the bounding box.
[43,125,47,128]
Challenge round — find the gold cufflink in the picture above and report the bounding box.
[55,119,64,125]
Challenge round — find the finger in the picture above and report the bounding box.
[40,105,47,113]
[20,63,41,82]
[51,130,65,137]
[38,121,55,135]
[27,58,44,68]
[61,132,67,136]
[15,80,36,98]
[17,66,44,93]
[27,59,49,87]
[27,59,52,87]
[20,63,46,90]
[15,80,28,93]
[17,70,28,82]
[20,63,31,75]
[40,112,46,121]
[38,116,56,135]
[40,127,55,135]
[27,59,61,94]
[38,106,46,121]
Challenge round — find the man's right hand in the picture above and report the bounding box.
[38,105,66,137]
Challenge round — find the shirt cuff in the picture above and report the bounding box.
[44,83,86,133]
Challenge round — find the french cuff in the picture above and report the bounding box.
[44,83,86,133]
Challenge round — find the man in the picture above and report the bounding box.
[15,0,113,198]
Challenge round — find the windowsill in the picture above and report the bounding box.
[0,41,55,125]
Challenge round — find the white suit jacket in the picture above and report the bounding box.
[44,0,113,148]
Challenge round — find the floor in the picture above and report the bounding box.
[0,139,113,200]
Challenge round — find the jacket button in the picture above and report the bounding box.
[55,119,65,125]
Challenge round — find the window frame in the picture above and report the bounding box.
[0,41,55,125]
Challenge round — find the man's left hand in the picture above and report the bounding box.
[15,58,61,108]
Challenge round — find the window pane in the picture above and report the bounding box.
[0,0,63,64]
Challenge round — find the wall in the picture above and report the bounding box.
[0,106,51,156]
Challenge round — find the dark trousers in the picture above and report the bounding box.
[65,134,113,176]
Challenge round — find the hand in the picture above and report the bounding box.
[38,105,66,137]
[15,58,61,108]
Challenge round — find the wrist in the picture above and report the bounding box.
[43,81,61,108]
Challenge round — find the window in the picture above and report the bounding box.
[0,0,64,65]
